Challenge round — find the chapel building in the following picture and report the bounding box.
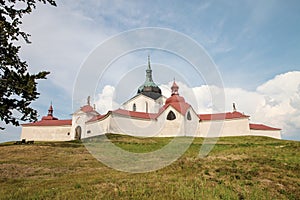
[21,57,281,141]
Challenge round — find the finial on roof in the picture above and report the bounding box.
[87,96,91,106]
[145,55,153,82]
[148,54,151,70]
[233,102,237,112]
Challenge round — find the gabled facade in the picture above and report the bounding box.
[122,93,166,113]
[71,102,99,140]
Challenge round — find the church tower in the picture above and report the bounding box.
[42,103,58,120]
[137,55,162,100]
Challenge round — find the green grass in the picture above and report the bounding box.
[0,134,299,199]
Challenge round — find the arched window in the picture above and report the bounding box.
[187,111,192,121]
[145,102,148,113]
[133,103,136,111]
[167,111,176,120]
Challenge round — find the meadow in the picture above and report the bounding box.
[0,134,299,199]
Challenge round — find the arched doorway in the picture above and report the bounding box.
[75,126,82,140]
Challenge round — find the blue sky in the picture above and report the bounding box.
[1,0,300,142]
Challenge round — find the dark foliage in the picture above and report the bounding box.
[0,0,56,129]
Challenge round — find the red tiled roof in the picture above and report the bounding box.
[159,102,191,116]
[113,109,157,119]
[163,92,191,116]
[88,112,111,122]
[165,95,185,104]
[249,123,281,131]
[22,119,72,127]
[41,115,58,120]
[81,105,94,113]
[198,111,249,121]
[88,102,192,122]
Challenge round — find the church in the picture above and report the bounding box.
[21,57,281,141]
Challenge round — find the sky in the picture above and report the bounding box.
[1,0,300,142]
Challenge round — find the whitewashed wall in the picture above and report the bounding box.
[85,115,111,138]
[250,129,281,139]
[156,107,185,137]
[71,111,99,139]
[109,114,160,137]
[198,118,251,137]
[21,125,72,141]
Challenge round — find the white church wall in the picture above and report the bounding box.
[108,114,160,137]
[198,118,251,137]
[184,108,200,137]
[21,125,72,141]
[156,107,185,137]
[85,115,111,138]
[250,129,281,139]
[71,111,98,139]
[122,95,163,113]
[221,118,251,137]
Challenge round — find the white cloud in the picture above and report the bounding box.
[253,72,300,137]
[94,85,120,114]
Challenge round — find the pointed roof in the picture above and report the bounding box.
[137,56,162,98]
[73,96,100,115]
[164,80,191,115]
[166,80,185,104]
[171,79,179,95]
[42,103,58,120]
[22,103,72,126]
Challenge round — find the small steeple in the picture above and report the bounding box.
[137,55,162,97]
[47,102,53,116]
[42,102,58,120]
[171,79,179,95]
[146,55,153,83]
[233,102,237,112]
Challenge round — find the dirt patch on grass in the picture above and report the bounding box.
[206,154,248,161]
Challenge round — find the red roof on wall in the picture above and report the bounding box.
[113,109,158,119]
[81,105,94,113]
[198,111,249,121]
[88,109,158,122]
[249,123,281,131]
[159,102,191,116]
[22,119,72,127]
[88,113,110,122]
[88,102,192,122]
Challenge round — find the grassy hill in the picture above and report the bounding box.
[0,135,299,200]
